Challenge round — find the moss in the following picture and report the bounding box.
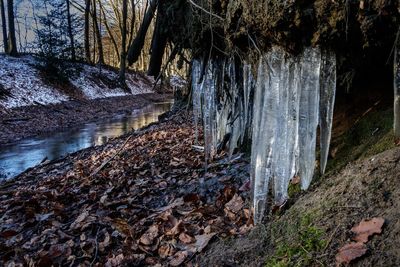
[288,183,301,198]
[325,108,395,177]
[266,212,326,267]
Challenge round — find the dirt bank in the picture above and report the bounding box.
[0,93,172,145]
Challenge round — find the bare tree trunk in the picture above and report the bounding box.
[0,0,8,53]
[127,0,158,65]
[127,0,135,47]
[92,0,104,64]
[119,0,128,89]
[84,0,91,63]
[6,0,17,56]
[394,39,400,141]
[147,7,167,77]
[66,0,76,61]
[98,0,119,60]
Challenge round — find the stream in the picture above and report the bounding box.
[0,101,173,180]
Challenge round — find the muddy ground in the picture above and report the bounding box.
[0,93,172,145]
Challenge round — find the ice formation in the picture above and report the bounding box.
[394,43,400,139]
[192,57,254,163]
[191,46,336,224]
[251,47,337,223]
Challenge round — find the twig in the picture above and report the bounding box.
[90,135,133,177]
[324,224,340,251]
[90,227,100,267]
[187,0,225,21]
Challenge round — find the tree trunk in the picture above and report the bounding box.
[0,0,8,53]
[119,0,128,89]
[6,0,17,56]
[127,0,158,65]
[92,0,104,64]
[394,39,400,141]
[66,0,76,61]
[84,0,91,63]
[147,8,168,77]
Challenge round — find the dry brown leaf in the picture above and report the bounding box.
[336,242,367,266]
[179,232,195,244]
[351,217,385,243]
[169,251,188,266]
[140,225,159,246]
[187,233,215,253]
[225,194,244,214]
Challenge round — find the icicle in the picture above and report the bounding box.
[319,50,336,174]
[191,59,202,145]
[201,61,218,166]
[252,48,281,224]
[298,47,321,190]
[394,40,400,140]
[272,53,300,204]
[243,63,254,139]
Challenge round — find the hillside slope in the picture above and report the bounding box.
[0,55,155,109]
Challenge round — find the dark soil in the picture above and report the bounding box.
[0,93,172,145]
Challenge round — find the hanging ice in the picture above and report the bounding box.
[298,48,321,190]
[319,50,337,174]
[272,54,301,204]
[201,62,218,166]
[191,59,202,145]
[252,49,281,224]
[251,47,335,223]
[394,41,400,140]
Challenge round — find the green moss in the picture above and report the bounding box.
[288,183,301,198]
[266,213,326,267]
[325,108,395,177]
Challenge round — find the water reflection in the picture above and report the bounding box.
[0,102,173,180]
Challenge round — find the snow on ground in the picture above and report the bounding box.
[70,64,152,99]
[0,56,69,109]
[0,55,154,109]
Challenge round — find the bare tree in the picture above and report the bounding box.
[118,0,128,88]
[127,0,158,65]
[6,0,17,56]
[0,0,8,52]
[92,0,104,64]
[66,0,76,61]
[84,0,91,63]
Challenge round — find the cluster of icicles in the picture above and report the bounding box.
[192,47,336,223]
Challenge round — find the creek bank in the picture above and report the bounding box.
[0,93,172,145]
[0,109,253,266]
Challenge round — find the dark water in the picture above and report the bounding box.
[0,101,173,180]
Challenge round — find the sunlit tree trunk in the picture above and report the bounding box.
[0,0,8,53]
[6,0,17,56]
[119,0,128,88]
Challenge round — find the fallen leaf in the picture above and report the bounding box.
[187,233,215,253]
[140,225,159,245]
[179,232,195,244]
[169,251,188,266]
[351,217,385,243]
[225,194,244,214]
[336,242,367,266]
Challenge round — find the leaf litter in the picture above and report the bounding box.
[0,111,252,266]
